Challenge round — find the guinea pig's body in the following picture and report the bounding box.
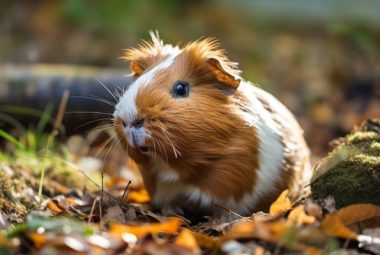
[114,33,311,216]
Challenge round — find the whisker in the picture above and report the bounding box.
[103,137,117,165]
[88,124,114,134]
[65,111,114,116]
[70,95,116,107]
[96,135,115,157]
[95,79,118,102]
[162,133,181,158]
[157,137,168,163]
[75,118,113,130]
[151,136,158,157]
[88,93,117,106]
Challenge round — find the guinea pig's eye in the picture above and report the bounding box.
[172,82,190,98]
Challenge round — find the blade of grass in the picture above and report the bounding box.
[38,89,70,199]
[0,105,45,118]
[0,129,25,149]
[36,103,54,137]
[0,112,26,132]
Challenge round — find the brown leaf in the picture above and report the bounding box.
[193,232,222,251]
[110,218,182,238]
[269,189,292,216]
[174,229,201,254]
[321,214,357,239]
[335,204,380,226]
[103,206,126,224]
[288,205,316,225]
[47,200,63,215]
[224,219,289,243]
[27,232,48,248]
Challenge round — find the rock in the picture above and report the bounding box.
[311,119,380,209]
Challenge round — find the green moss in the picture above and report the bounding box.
[311,119,380,208]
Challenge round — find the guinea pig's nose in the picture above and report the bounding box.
[131,119,145,128]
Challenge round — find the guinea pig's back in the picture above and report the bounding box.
[236,82,311,209]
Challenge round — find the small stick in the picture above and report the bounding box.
[88,196,99,224]
[120,180,132,204]
[213,203,253,222]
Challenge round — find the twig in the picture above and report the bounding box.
[52,89,70,137]
[120,180,132,204]
[88,196,99,224]
[213,203,253,222]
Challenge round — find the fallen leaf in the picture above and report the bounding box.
[304,200,323,220]
[27,232,48,248]
[103,206,126,224]
[269,189,292,216]
[127,189,150,203]
[110,218,182,238]
[335,204,380,226]
[321,214,357,239]
[288,205,316,225]
[175,229,201,254]
[224,219,289,243]
[47,200,63,215]
[193,231,222,251]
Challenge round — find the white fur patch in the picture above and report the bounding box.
[114,46,181,125]
[150,157,213,209]
[222,81,284,214]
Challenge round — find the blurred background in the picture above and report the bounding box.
[1,0,380,159]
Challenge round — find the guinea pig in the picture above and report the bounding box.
[113,32,311,217]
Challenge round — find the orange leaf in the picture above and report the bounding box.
[335,203,380,226]
[127,189,150,203]
[175,229,201,254]
[321,214,357,239]
[27,232,48,248]
[110,218,181,238]
[288,205,316,225]
[224,219,289,243]
[47,200,63,215]
[193,232,222,251]
[269,189,292,216]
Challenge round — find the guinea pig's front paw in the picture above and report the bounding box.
[160,205,185,217]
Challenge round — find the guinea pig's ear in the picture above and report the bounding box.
[130,62,144,76]
[122,31,164,76]
[206,58,241,93]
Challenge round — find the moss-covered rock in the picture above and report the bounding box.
[311,119,380,209]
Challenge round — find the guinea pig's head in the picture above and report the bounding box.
[114,32,242,167]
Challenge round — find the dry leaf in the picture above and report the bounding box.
[27,232,48,248]
[127,189,150,203]
[175,229,201,254]
[110,218,182,238]
[224,219,289,243]
[321,214,357,239]
[335,204,380,226]
[288,205,316,225]
[47,200,63,215]
[193,232,222,251]
[103,206,126,224]
[269,189,292,216]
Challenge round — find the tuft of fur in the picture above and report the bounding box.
[114,32,311,216]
